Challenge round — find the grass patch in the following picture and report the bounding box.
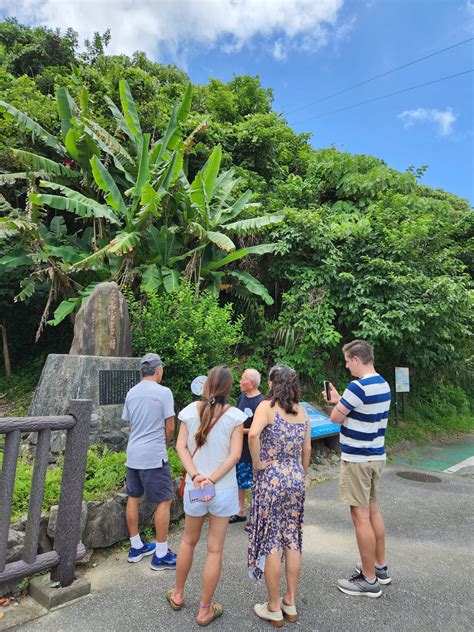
[2,445,184,522]
[386,383,474,447]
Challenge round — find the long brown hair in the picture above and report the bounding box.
[195,365,233,448]
[269,365,300,414]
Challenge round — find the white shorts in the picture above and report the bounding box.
[183,485,239,518]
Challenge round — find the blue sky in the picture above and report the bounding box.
[1,0,473,202]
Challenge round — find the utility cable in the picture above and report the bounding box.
[285,37,474,116]
[293,69,473,124]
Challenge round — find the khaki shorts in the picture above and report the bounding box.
[339,460,385,507]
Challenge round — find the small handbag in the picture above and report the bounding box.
[179,405,228,497]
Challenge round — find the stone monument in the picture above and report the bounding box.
[29,282,140,455]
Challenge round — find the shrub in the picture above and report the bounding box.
[3,445,183,521]
[129,283,244,408]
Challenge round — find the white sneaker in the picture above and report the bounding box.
[280,598,298,622]
[254,602,284,627]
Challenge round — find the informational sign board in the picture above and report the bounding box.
[395,367,410,393]
[300,402,340,439]
[99,370,140,405]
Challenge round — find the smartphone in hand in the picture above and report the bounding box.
[189,484,215,503]
[323,380,331,401]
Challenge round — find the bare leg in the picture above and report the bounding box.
[283,549,301,606]
[369,502,386,566]
[197,515,229,624]
[155,499,172,543]
[126,497,140,537]
[264,550,282,612]
[237,488,246,517]
[351,506,376,581]
[172,514,205,606]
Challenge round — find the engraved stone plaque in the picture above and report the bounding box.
[99,370,140,405]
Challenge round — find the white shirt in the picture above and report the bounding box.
[178,402,246,489]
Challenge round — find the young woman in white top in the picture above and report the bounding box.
[166,365,246,626]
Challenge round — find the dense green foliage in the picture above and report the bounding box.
[0,20,472,439]
[129,283,243,407]
[0,445,183,521]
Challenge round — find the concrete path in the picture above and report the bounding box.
[17,465,474,631]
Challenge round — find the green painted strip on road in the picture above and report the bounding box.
[392,436,474,472]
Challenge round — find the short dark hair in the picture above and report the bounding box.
[342,340,374,365]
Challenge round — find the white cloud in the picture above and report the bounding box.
[465,1,474,17]
[0,0,346,62]
[398,107,457,136]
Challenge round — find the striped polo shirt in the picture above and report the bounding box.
[339,373,391,462]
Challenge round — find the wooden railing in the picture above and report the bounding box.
[0,400,92,587]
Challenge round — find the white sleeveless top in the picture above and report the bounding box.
[178,402,247,489]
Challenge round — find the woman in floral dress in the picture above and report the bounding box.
[248,365,311,627]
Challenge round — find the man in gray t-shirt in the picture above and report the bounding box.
[122,353,177,570]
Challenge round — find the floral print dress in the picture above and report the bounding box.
[248,409,308,580]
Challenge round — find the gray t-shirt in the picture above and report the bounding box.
[122,380,175,469]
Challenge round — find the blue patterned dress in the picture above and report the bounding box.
[248,409,308,580]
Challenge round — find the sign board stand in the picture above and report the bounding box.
[394,367,410,424]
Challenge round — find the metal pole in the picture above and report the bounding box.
[394,391,398,426]
[50,400,91,587]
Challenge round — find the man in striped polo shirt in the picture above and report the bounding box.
[323,340,391,598]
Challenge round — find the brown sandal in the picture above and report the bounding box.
[166,588,183,611]
[197,602,224,626]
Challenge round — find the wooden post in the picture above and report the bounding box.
[50,400,92,587]
[0,324,12,378]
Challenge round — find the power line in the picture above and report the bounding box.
[285,37,474,116]
[293,69,474,124]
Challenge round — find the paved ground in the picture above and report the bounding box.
[14,462,473,632]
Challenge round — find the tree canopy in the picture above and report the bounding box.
[0,21,472,404]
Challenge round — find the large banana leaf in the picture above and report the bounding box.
[82,118,135,180]
[0,249,33,267]
[10,149,79,178]
[218,189,254,224]
[43,244,87,265]
[201,145,222,201]
[56,87,76,140]
[108,230,141,255]
[224,270,274,305]
[135,183,166,223]
[189,172,206,215]
[140,264,162,293]
[65,128,99,173]
[151,83,192,165]
[90,156,127,214]
[32,181,121,225]
[162,266,180,293]
[205,243,277,270]
[205,230,235,252]
[129,133,150,202]
[0,100,65,154]
[212,169,240,216]
[222,214,284,234]
[119,80,142,147]
[104,95,138,153]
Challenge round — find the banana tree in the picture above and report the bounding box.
[0,80,282,332]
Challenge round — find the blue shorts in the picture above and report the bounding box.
[236,461,253,490]
[126,462,173,504]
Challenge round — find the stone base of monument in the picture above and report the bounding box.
[28,575,91,610]
[28,354,141,456]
